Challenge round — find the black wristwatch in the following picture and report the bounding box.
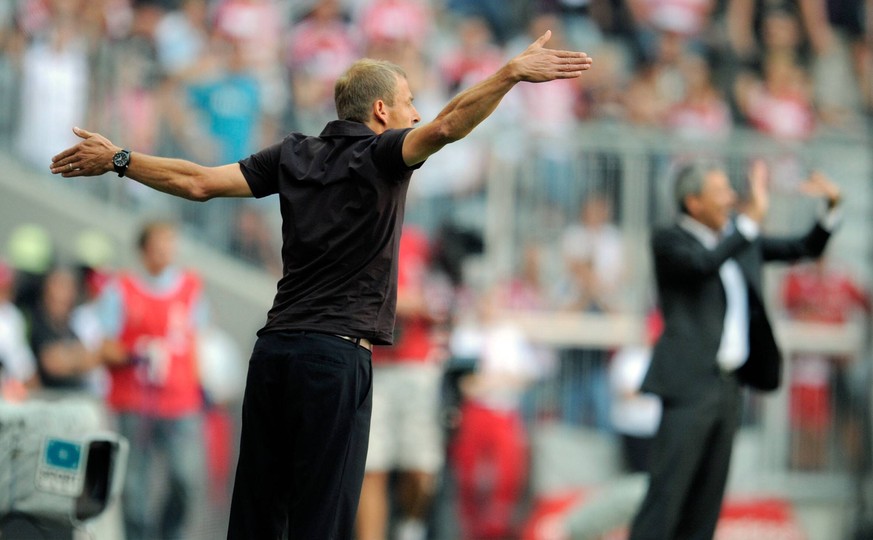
[113,149,131,177]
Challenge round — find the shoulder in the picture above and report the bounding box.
[651,223,685,244]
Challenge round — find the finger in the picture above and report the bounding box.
[62,168,86,178]
[558,61,592,72]
[53,158,83,174]
[51,147,77,163]
[534,30,552,47]
[553,50,590,59]
[72,126,93,139]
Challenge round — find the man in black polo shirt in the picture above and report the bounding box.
[50,30,593,540]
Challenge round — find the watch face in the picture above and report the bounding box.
[113,152,129,167]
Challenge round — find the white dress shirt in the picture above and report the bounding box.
[679,214,759,371]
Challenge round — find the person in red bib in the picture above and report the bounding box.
[97,220,207,540]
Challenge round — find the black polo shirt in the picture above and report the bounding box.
[239,120,422,344]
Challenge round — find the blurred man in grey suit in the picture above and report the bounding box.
[629,160,842,540]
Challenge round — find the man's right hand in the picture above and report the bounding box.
[50,127,120,178]
[744,159,770,223]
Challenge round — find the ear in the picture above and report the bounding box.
[683,194,699,217]
[372,99,389,127]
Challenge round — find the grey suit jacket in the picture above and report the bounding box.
[641,218,832,404]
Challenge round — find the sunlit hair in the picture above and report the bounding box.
[334,59,407,123]
[674,159,724,214]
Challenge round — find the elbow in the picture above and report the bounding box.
[431,117,466,145]
[439,123,466,145]
[186,172,215,202]
[186,189,212,203]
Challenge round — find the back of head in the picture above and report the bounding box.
[673,159,722,214]
[334,59,407,123]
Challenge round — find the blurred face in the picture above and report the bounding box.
[142,227,178,276]
[686,170,737,231]
[385,76,420,129]
[43,269,78,319]
[582,198,611,228]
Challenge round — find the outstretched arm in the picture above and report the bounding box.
[49,127,252,201]
[401,30,593,166]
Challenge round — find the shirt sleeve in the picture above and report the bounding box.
[238,139,284,198]
[374,128,422,179]
[0,309,36,382]
[820,206,842,231]
[96,282,125,340]
[735,214,760,240]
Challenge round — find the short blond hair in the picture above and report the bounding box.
[334,59,407,123]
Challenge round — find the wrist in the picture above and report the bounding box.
[827,193,841,209]
[501,62,522,84]
[112,148,131,177]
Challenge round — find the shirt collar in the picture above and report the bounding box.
[320,120,378,138]
[136,266,181,291]
[678,214,723,250]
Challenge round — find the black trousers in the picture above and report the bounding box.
[629,374,741,540]
[227,332,373,540]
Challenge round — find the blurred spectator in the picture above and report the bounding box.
[286,0,359,134]
[626,0,716,66]
[623,30,688,126]
[493,243,559,425]
[0,259,37,400]
[609,308,663,473]
[734,50,816,192]
[96,220,207,540]
[496,243,551,312]
[228,202,281,276]
[401,14,498,221]
[734,50,815,139]
[781,253,870,470]
[665,53,733,141]
[559,193,625,306]
[197,321,245,506]
[576,40,631,121]
[508,14,584,213]
[0,2,20,146]
[449,288,539,540]
[725,0,869,124]
[724,0,811,64]
[174,35,263,246]
[70,266,113,398]
[212,0,286,143]
[357,226,449,540]
[536,0,606,52]
[555,193,625,430]
[28,266,104,393]
[69,229,115,392]
[438,15,505,95]
[444,0,530,43]
[15,0,90,171]
[185,35,263,165]
[153,0,209,78]
[6,223,55,318]
[154,0,210,77]
[355,0,433,52]
[808,0,870,129]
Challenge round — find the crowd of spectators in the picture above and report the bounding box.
[0,0,871,538]
[0,0,870,268]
